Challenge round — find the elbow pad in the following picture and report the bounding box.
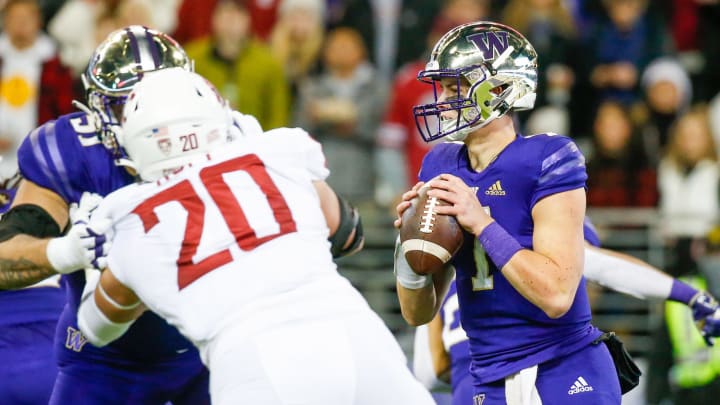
[0,204,63,242]
[328,197,364,258]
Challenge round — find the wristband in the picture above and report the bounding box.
[394,237,432,289]
[46,235,83,274]
[477,222,523,270]
[668,279,700,304]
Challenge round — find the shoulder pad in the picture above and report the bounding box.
[17,113,93,202]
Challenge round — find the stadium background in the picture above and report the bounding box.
[2,0,720,404]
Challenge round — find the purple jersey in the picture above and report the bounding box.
[419,134,602,384]
[439,281,473,405]
[441,219,610,404]
[17,112,198,362]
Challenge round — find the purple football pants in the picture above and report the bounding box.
[49,352,210,405]
[469,342,622,404]
[0,320,59,404]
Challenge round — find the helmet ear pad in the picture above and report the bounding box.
[467,79,494,122]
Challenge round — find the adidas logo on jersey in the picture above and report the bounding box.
[485,180,506,196]
[568,376,594,395]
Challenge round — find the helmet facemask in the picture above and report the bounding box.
[82,79,128,160]
[413,22,538,143]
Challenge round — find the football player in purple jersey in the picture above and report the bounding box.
[0,26,218,404]
[413,220,720,405]
[394,21,621,404]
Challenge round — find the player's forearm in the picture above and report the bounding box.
[397,282,439,326]
[397,266,453,326]
[583,246,673,300]
[502,249,583,318]
[0,235,56,289]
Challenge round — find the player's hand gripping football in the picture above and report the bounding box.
[394,181,426,229]
[690,291,720,346]
[46,192,114,273]
[426,174,493,236]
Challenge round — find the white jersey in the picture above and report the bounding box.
[98,128,368,350]
[97,129,435,405]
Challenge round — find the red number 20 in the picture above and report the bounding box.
[132,154,297,290]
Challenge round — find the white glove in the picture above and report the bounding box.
[228,110,263,140]
[46,192,113,273]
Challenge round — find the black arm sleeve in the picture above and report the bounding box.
[0,204,63,242]
[328,196,364,258]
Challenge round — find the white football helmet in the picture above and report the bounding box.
[121,68,231,180]
[413,21,538,142]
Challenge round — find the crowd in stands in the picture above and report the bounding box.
[1,0,720,400]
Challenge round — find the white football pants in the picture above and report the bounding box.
[207,310,435,405]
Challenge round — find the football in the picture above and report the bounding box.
[399,185,464,275]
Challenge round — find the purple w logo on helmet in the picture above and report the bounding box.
[466,31,509,60]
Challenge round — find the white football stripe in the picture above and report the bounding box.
[401,239,453,262]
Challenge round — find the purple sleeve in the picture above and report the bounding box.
[583,217,602,247]
[17,119,79,203]
[530,136,587,208]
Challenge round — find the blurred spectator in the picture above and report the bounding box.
[696,2,720,101]
[586,100,658,207]
[48,0,179,75]
[269,0,325,106]
[633,57,692,164]
[173,0,216,44]
[710,90,720,153]
[502,0,577,133]
[186,0,289,129]
[335,0,441,83]
[572,0,671,136]
[375,0,491,206]
[658,106,719,276]
[294,27,386,204]
[174,0,282,45]
[0,0,74,178]
[245,0,282,41]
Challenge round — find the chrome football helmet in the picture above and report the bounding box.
[121,68,231,181]
[413,21,538,142]
[81,25,192,163]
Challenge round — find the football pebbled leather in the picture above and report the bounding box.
[399,185,464,275]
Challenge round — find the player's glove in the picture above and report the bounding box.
[701,308,720,345]
[46,192,113,273]
[689,291,720,346]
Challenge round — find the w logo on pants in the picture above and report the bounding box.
[65,327,89,352]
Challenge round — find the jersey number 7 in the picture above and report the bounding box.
[132,154,297,290]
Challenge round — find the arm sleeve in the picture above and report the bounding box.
[583,246,673,300]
